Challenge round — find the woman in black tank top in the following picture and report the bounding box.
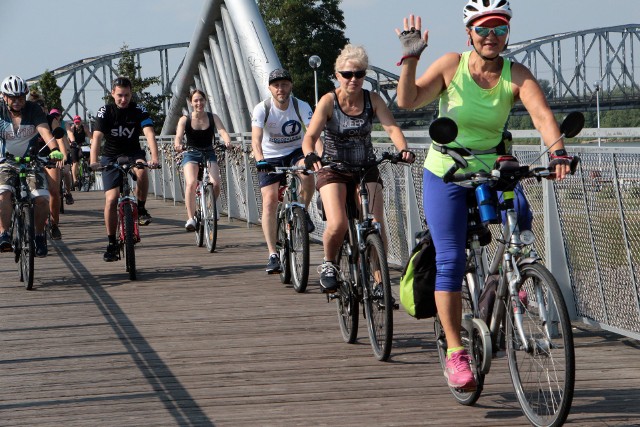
[300,44,415,291]
[173,89,232,231]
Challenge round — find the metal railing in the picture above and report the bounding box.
[146,128,640,340]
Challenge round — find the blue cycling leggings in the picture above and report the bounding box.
[422,169,532,292]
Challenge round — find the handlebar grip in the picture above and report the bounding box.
[442,164,459,183]
[569,156,580,175]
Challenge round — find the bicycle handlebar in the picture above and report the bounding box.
[321,151,412,171]
[443,156,580,186]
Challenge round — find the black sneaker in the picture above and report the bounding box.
[305,211,315,233]
[138,208,152,226]
[35,234,48,258]
[318,261,339,292]
[50,223,62,240]
[266,253,281,274]
[103,244,119,262]
[65,193,74,205]
[0,231,12,252]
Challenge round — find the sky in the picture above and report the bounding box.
[1,0,638,101]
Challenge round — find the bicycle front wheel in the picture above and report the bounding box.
[123,204,137,280]
[336,239,358,343]
[203,184,218,253]
[362,233,393,361]
[276,203,291,284]
[21,206,35,290]
[195,190,204,247]
[505,262,575,427]
[290,206,309,293]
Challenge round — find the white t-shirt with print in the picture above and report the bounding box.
[251,97,313,159]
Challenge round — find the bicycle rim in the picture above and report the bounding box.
[124,204,137,280]
[434,275,485,405]
[290,206,309,293]
[12,213,24,281]
[276,203,291,284]
[204,184,217,253]
[336,240,358,343]
[505,263,575,427]
[22,206,35,290]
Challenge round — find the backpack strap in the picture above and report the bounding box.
[263,97,306,132]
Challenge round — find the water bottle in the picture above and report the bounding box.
[475,183,499,224]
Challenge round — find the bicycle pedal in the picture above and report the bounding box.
[393,302,400,310]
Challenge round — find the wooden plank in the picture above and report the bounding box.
[1,190,639,426]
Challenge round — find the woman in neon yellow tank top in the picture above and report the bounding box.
[394,0,574,391]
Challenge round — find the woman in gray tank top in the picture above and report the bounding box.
[301,44,415,292]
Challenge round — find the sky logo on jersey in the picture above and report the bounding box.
[111,126,135,138]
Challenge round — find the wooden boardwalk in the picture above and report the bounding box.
[1,191,639,426]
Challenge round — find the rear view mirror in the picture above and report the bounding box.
[560,112,585,138]
[429,117,458,145]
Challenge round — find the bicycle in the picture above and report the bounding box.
[273,165,310,293]
[6,154,54,290]
[77,146,95,192]
[429,113,583,426]
[186,145,223,253]
[326,152,409,362]
[99,157,158,280]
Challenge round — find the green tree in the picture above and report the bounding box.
[112,44,167,134]
[258,0,349,106]
[31,70,63,111]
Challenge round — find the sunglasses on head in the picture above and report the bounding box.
[472,25,509,37]
[337,70,367,80]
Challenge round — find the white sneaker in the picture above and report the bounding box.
[185,217,197,231]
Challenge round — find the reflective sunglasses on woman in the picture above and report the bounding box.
[472,25,509,37]
[337,70,367,80]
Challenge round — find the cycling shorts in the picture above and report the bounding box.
[100,149,147,191]
[257,147,304,188]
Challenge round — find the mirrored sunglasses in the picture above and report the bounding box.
[337,70,367,80]
[472,25,509,37]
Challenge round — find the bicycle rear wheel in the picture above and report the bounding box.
[59,179,65,214]
[276,203,291,284]
[434,271,485,405]
[123,203,137,280]
[362,233,393,361]
[336,239,358,343]
[203,184,218,253]
[290,206,309,293]
[505,262,574,427]
[21,205,35,290]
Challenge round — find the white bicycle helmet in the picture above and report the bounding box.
[1,75,29,96]
[463,0,513,26]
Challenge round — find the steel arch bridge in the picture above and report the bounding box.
[26,43,189,124]
[25,0,639,130]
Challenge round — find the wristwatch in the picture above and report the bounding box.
[553,149,568,157]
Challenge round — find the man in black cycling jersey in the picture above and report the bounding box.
[90,77,159,262]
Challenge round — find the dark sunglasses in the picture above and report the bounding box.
[472,25,509,37]
[6,94,26,101]
[337,70,367,80]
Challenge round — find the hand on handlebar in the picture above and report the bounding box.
[304,152,322,171]
[256,160,275,172]
[548,154,574,181]
[90,162,101,171]
[400,149,416,164]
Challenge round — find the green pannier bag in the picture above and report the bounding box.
[400,229,438,319]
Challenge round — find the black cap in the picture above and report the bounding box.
[268,68,292,85]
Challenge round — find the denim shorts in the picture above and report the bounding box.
[181,149,217,166]
[257,147,304,188]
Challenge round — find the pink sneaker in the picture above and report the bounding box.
[444,350,477,391]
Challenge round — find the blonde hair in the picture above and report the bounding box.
[334,44,369,72]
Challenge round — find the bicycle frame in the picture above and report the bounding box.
[114,163,141,243]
